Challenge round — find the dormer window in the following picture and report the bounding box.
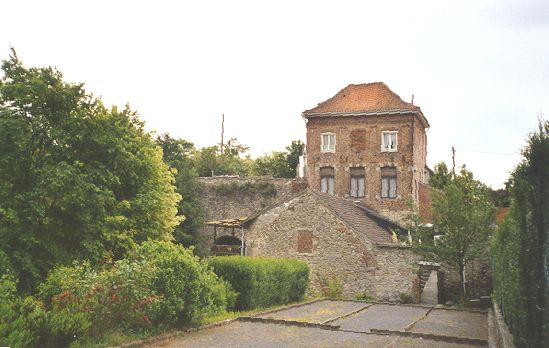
[381,131,398,152]
[321,132,336,153]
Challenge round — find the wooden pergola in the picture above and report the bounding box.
[206,217,249,256]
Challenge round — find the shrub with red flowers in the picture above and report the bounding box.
[3,241,236,347]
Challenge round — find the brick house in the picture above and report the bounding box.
[302,82,431,223]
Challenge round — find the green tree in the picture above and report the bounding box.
[0,50,181,292]
[285,140,305,177]
[408,166,495,298]
[193,138,253,177]
[252,140,304,178]
[253,151,292,178]
[156,134,205,249]
[429,161,451,189]
[492,120,549,347]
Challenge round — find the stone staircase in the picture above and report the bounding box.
[419,267,432,292]
[418,261,441,304]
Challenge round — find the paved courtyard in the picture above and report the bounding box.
[158,300,488,348]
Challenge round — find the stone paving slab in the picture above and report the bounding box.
[332,304,431,332]
[411,308,488,340]
[158,320,483,348]
[256,299,367,324]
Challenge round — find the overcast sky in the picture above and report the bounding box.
[2,0,548,189]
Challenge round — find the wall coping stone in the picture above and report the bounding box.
[490,302,516,348]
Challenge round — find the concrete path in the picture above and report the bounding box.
[157,300,488,348]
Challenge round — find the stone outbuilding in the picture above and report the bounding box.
[242,188,420,300]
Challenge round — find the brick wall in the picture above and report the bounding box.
[305,113,427,223]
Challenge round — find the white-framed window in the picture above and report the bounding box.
[381,166,397,199]
[320,166,335,195]
[321,132,336,153]
[350,167,365,198]
[381,131,398,152]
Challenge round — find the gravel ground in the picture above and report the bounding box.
[153,302,488,348]
[257,300,367,324]
[159,321,483,348]
[410,308,488,340]
[332,304,430,332]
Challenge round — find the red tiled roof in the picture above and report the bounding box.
[303,82,420,115]
[496,207,510,224]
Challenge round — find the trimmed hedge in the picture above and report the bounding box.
[491,121,549,347]
[207,256,309,310]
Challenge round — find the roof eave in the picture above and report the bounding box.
[302,109,430,129]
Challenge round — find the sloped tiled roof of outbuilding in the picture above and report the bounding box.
[303,82,422,116]
[311,190,395,244]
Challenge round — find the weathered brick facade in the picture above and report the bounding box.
[303,83,430,223]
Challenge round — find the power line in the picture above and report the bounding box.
[459,149,521,156]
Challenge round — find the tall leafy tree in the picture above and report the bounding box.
[193,138,253,177]
[252,140,304,178]
[429,161,451,189]
[285,140,305,176]
[156,134,205,249]
[408,166,495,298]
[0,50,181,291]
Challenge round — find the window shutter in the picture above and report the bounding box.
[358,177,365,197]
[381,177,388,198]
[321,177,327,193]
[350,177,358,197]
[328,177,334,195]
[389,177,397,198]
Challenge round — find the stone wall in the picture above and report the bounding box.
[198,176,306,221]
[197,176,307,253]
[245,190,419,300]
[374,244,420,301]
[439,255,492,302]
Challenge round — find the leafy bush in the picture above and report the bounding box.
[399,293,413,304]
[136,241,231,324]
[491,120,549,347]
[207,256,309,310]
[0,276,48,348]
[355,292,376,302]
[317,274,343,299]
[35,259,159,346]
[0,241,234,347]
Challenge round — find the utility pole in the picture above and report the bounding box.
[220,113,225,155]
[452,146,456,178]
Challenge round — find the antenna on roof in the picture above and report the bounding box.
[411,94,415,105]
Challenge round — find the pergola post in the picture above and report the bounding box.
[241,227,245,256]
